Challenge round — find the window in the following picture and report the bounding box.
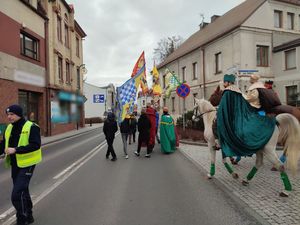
[57,16,62,41]
[274,10,282,28]
[77,67,80,90]
[182,67,186,82]
[20,33,39,60]
[66,61,70,84]
[192,62,198,80]
[76,37,80,57]
[215,52,222,74]
[18,91,39,122]
[58,56,63,81]
[256,45,269,67]
[171,97,175,112]
[287,12,294,30]
[64,24,69,47]
[285,49,296,70]
[286,85,299,106]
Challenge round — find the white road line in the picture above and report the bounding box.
[1,140,107,225]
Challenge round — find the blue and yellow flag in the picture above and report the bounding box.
[117,65,145,123]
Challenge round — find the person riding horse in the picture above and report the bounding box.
[217,74,276,157]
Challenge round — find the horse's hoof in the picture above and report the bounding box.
[242,180,249,186]
[232,173,239,179]
[271,167,278,171]
[207,173,213,179]
[279,191,289,197]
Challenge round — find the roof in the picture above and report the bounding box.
[273,38,300,52]
[75,20,87,38]
[158,0,266,68]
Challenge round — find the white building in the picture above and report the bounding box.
[83,82,115,118]
[158,0,300,118]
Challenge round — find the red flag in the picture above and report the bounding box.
[131,51,148,94]
[131,51,145,77]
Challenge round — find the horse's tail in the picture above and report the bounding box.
[276,113,300,174]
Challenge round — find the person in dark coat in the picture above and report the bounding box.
[120,114,131,159]
[128,113,137,144]
[103,112,118,161]
[134,108,152,158]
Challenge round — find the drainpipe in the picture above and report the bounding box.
[202,48,206,98]
[45,19,51,136]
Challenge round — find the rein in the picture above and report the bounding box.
[193,104,217,120]
[199,109,217,117]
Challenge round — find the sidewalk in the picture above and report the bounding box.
[179,143,300,225]
[41,123,103,145]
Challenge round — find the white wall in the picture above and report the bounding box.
[83,82,107,118]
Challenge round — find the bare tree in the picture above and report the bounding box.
[153,35,184,64]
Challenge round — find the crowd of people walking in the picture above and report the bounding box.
[103,103,178,161]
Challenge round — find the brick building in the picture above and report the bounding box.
[0,0,87,136]
[0,0,47,135]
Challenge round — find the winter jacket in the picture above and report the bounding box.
[103,117,118,140]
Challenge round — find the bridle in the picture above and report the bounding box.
[193,103,217,120]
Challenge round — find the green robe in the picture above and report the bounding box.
[217,88,276,157]
[160,114,176,153]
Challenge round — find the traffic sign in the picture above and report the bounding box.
[93,94,105,103]
[176,83,190,98]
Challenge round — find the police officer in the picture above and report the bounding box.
[0,105,42,225]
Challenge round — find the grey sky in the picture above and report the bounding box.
[70,0,245,87]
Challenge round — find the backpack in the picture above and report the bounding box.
[257,88,281,112]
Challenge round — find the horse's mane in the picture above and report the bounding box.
[209,85,223,106]
[195,98,216,126]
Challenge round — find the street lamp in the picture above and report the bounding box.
[76,64,87,130]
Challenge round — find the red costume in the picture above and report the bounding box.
[146,106,156,148]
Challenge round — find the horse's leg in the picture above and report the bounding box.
[264,128,292,197]
[207,143,216,179]
[222,152,239,179]
[242,151,263,186]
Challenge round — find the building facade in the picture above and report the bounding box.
[83,82,116,119]
[273,38,300,106]
[158,0,300,119]
[40,0,86,135]
[0,0,47,135]
[0,0,87,136]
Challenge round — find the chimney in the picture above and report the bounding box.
[211,15,220,23]
[199,22,209,30]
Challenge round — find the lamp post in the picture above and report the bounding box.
[76,64,87,130]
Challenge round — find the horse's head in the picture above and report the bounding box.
[193,98,216,121]
[209,85,223,106]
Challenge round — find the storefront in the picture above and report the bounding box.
[49,90,84,135]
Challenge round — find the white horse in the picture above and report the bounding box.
[193,98,300,197]
[192,98,239,180]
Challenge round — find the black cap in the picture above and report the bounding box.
[6,104,23,117]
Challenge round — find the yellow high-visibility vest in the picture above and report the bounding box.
[4,121,42,168]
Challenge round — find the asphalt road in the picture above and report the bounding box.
[1,128,262,225]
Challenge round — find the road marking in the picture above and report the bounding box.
[0,140,107,225]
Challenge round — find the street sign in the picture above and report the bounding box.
[238,70,258,75]
[93,94,105,103]
[176,83,190,98]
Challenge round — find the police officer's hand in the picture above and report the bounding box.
[5,148,16,155]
